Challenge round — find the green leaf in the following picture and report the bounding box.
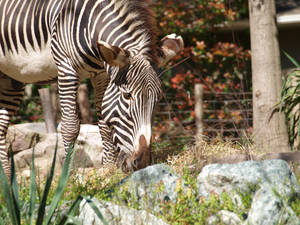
[63,216,83,225]
[283,51,300,68]
[29,147,37,225]
[0,153,19,225]
[44,144,74,225]
[9,146,21,224]
[82,197,109,225]
[0,217,5,225]
[36,138,59,225]
[58,196,83,225]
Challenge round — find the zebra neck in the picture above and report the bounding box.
[89,0,157,61]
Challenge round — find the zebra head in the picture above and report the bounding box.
[97,34,184,172]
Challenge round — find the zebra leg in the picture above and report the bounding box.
[57,69,80,162]
[0,109,10,178]
[0,73,24,178]
[90,72,117,164]
[98,120,118,164]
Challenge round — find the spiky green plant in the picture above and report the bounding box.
[279,51,300,149]
[0,139,108,225]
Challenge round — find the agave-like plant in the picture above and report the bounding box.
[279,52,300,149]
[0,139,108,225]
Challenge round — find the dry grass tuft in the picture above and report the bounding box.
[164,139,257,176]
[73,163,123,187]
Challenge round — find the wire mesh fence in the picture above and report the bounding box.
[153,90,253,145]
[14,86,253,146]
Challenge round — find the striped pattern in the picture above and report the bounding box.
[0,73,24,177]
[0,0,166,175]
[0,109,10,177]
[100,57,162,168]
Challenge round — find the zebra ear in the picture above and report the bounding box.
[158,34,184,68]
[97,41,131,68]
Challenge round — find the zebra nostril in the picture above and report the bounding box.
[132,159,138,168]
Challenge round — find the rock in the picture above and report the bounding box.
[114,164,184,212]
[207,210,242,225]
[78,198,169,225]
[7,123,103,176]
[13,133,65,177]
[218,210,242,225]
[244,186,300,225]
[198,160,300,198]
[21,169,31,178]
[206,215,219,225]
[197,160,300,225]
[7,123,49,152]
[74,124,103,167]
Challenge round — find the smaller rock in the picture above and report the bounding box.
[206,215,219,225]
[243,186,300,225]
[74,124,103,167]
[14,133,64,177]
[197,160,300,225]
[207,210,242,225]
[7,122,49,152]
[78,198,169,225]
[9,123,104,177]
[21,169,31,179]
[218,210,242,225]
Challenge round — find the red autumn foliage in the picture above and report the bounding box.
[153,0,251,139]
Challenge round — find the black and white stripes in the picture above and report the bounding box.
[0,0,183,176]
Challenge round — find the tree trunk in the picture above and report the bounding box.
[249,0,290,153]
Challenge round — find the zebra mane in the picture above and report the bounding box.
[118,0,159,63]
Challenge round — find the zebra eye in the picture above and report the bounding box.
[123,92,132,100]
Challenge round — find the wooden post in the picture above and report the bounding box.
[51,83,60,123]
[195,84,203,143]
[24,84,33,100]
[39,88,56,133]
[77,83,92,124]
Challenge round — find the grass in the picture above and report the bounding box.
[291,197,300,216]
[55,166,252,224]
[0,144,108,225]
[1,140,300,224]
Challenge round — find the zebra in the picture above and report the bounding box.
[0,0,183,177]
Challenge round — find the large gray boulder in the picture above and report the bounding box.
[197,160,300,225]
[78,199,169,225]
[7,123,103,177]
[113,164,183,212]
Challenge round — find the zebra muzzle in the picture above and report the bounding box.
[119,135,151,173]
[134,135,151,168]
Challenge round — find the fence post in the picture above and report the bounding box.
[195,84,203,143]
[77,83,92,124]
[39,88,56,133]
[51,83,60,123]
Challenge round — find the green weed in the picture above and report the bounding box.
[0,143,108,225]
